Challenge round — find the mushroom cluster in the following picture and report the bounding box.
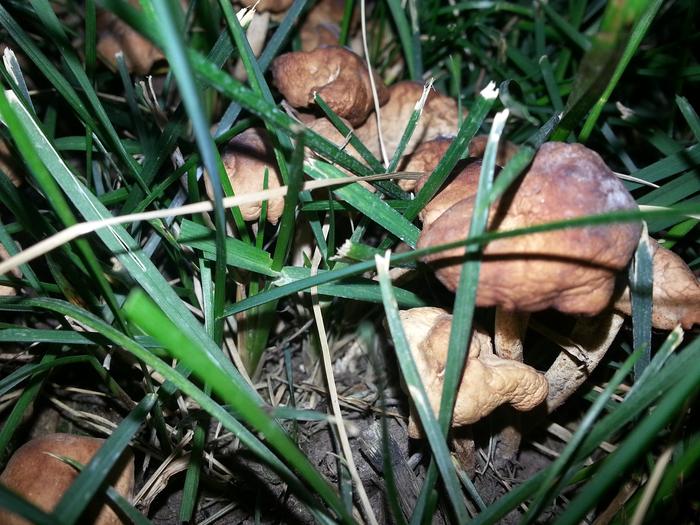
[0,433,134,525]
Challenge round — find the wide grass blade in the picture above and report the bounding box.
[52,394,157,524]
[375,252,469,523]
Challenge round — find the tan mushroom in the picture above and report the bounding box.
[204,128,284,224]
[97,0,164,75]
[468,134,519,167]
[299,0,349,51]
[356,81,462,160]
[417,142,642,455]
[0,433,134,525]
[271,46,388,127]
[614,237,700,330]
[399,307,548,438]
[397,137,452,191]
[415,160,483,227]
[419,142,641,315]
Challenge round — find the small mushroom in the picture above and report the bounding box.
[299,0,349,51]
[97,0,164,74]
[415,160,483,227]
[204,128,284,224]
[399,307,548,439]
[271,46,388,127]
[0,433,134,525]
[614,237,700,330]
[397,137,452,191]
[468,135,519,167]
[356,81,461,160]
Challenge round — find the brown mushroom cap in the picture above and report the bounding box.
[399,307,548,438]
[418,142,642,315]
[614,238,700,330]
[0,433,134,525]
[468,135,519,167]
[397,137,452,191]
[204,128,284,224]
[97,1,164,75]
[416,160,483,227]
[271,47,388,127]
[356,81,461,160]
[299,0,349,51]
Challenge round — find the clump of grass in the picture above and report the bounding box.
[0,0,699,523]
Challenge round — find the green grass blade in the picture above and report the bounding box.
[578,0,664,141]
[385,0,420,81]
[629,225,653,377]
[553,345,700,525]
[375,253,469,523]
[52,394,157,524]
[676,95,700,142]
[0,485,54,525]
[123,290,353,523]
[304,159,420,246]
[148,0,227,345]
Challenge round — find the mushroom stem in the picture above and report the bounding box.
[494,308,530,361]
[545,312,625,413]
[492,308,530,463]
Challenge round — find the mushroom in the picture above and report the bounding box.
[417,142,642,454]
[467,134,519,167]
[204,127,284,224]
[0,433,134,525]
[415,160,482,227]
[299,0,349,51]
[356,81,461,160]
[613,237,700,330]
[97,0,165,74]
[397,137,452,191]
[398,307,548,439]
[271,46,388,127]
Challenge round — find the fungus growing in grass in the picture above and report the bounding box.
[467,134,519,167]
[0,433,134,525]
[299,0,349,51]
[613,237,700,330]
[271,47,388,127]
[97,1,164,75]
[415,160,483,227]
[417,142,642,447]
[356,81,461,160]
[204,128,284,224]
[398,307,548,439]
[397,137,452,191]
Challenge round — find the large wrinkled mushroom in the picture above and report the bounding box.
[271,46,388,127]
[418,142,642,454]
[356,81,461,160]
[399,307,548,438]
[0,433,134,525]
[613,237,700,330]
[97,0,164,74]
[419,142,641,314]
[204,128,284,224]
